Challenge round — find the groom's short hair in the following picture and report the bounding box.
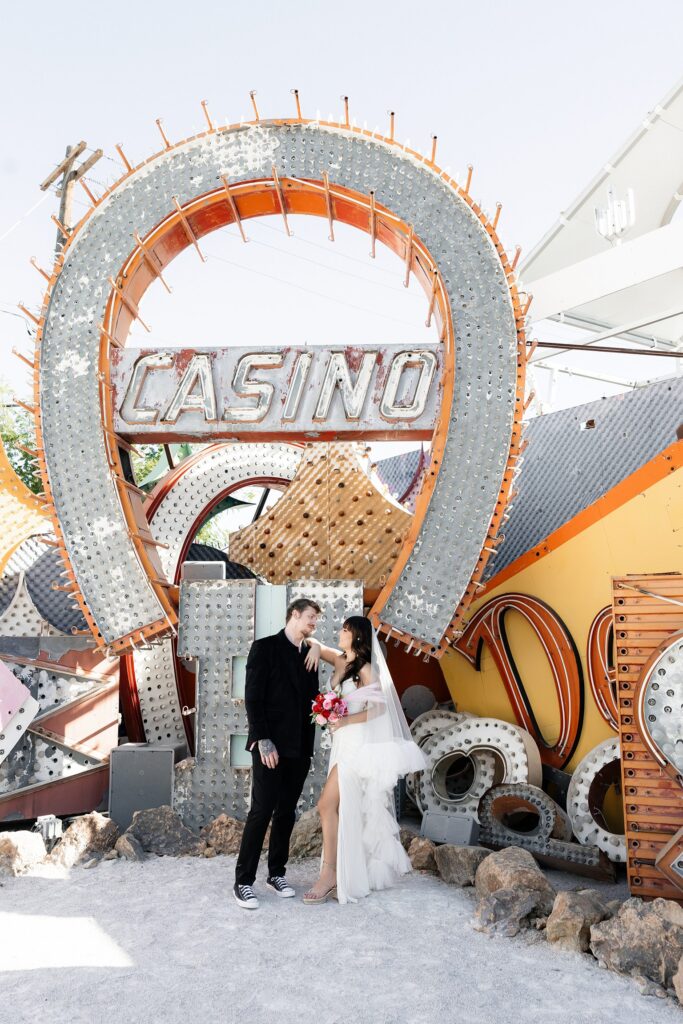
[286,597,322,621]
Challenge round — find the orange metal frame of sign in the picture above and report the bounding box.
[587,606,619,732]
[453,592,584,769]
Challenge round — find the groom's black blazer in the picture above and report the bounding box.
[244,629,319,759]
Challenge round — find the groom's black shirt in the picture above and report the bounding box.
[244,629,319,758]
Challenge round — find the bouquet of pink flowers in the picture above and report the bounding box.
[311,689,348,727]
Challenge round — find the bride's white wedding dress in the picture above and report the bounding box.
[326,652,427,905]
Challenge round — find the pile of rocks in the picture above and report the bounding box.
[0,812,122,873]
[408,837,683,1004]
[0,804,323,875]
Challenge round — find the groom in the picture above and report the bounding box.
[234,597,322,910]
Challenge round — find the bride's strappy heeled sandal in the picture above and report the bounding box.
[302,861,338,904]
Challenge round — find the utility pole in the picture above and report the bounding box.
[39,142,103,254]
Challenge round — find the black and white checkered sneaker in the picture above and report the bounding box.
[266,875,295,898]
[234,882,260,910]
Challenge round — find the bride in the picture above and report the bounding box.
[302,616,427,905]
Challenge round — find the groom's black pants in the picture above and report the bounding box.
[235,750,311,885]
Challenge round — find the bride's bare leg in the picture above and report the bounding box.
[305,765,339,898]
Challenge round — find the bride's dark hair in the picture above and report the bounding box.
[341,616,372,683]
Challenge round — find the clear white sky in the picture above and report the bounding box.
[1,0,682,421]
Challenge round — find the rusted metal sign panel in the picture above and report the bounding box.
[229,443,412,586]
[111,344,442,441]
[612,573,683,902]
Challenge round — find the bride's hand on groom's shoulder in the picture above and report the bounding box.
[304,639,320,671]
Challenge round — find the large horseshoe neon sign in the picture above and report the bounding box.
[31,116,527,656]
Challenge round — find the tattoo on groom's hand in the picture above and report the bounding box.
[258,739,279,769]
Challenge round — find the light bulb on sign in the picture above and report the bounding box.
[594,185,636,245]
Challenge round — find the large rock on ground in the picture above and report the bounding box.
[399,826,419,852]
[590,897,683,996]
[200,814,245,855]
[546,889,615,953]
[126,805,206,857]
[0,830,46,876]
[473,887,548,937]
[49,812,119,868]
[115,833,146,862]
[673,955,683,1004]
[408,837,438,873]
[289,809,322,860]
[434,845,490,887]
[474,846,555,915]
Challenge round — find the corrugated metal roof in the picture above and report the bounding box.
[376,377,682,582]
[484,376,683,579]
[185,543,258,580]
[374,448,423,503]
[25,548,88,634]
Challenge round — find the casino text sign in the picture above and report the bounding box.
[111,344,442,441]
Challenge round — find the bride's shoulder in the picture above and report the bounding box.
[358,662,372,685]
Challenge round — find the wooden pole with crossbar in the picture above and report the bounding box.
[40,142,103,253]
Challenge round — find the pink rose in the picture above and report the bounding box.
[324,691,337,701]
[322,697,334,710]
[315,714,327,726]
[338,700,348,716]
[328,712,339,723]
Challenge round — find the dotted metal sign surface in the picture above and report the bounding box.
[566,738,626,863]
[640,636,683,777]
[173,579,256,830]
[4,660,104,718]
[0,731,102,795]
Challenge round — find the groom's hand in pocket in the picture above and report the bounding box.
[258,739,279,769]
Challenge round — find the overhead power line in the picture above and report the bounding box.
[205,249,432,331]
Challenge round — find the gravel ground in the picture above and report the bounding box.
[0,854,679,1024]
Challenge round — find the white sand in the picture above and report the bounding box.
[0,855,679,1024]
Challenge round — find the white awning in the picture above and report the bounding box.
[522,76,683,347]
